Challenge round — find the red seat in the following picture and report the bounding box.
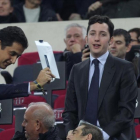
[53,95,66,121]
[135,124,140,138]
[0,128,15,140]
[18,51,63,66]
[54,95,66,109]
[14,95,46,107]
[0,116,15,130]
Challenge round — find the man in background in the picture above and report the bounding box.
[0,0,18,23]
[64,23,86,79]
[13,0,57,22]
[12,102,60,140]
[67,122,103,140]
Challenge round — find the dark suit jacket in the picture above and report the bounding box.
[62,54,137,140]
[0,83,29,100]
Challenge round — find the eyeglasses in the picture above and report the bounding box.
[131,39,138,42]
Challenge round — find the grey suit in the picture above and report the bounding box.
[63,54,137,140]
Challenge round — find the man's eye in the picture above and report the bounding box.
[72,132,75,135]
[90,33,95,36]
[67,36,71,38]
[75,35,80,38]
[101,34,106,36]
[116,42,122,45]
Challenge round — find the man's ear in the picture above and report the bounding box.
[64,38,66,44]
[10,7,13,13]
[109,37,113,45]
[85,133,92,140]
[126,44,131,53]
[35,120,41,131]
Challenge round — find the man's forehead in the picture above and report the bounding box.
[67,27,82,34]
[113,35,125,42]
[89,23,109,32]
[76,125,85,132]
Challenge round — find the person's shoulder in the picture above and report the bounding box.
[74,58,89,69]
[110,55,133,68]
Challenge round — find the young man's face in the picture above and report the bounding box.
[108,35,130,59]
[0,0,13,16]
[64,27,85,51]
[86,23,110,58]
[0,42,25,69]
[67,125,90,140]
[22,108,39,140]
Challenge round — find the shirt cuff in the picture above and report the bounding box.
[28,83,31,94]
[101,129,110,140]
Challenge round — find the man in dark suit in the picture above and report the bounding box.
[62,15,137,140]
[0,26,55,100]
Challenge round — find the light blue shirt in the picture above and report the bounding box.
[88,51,109,140]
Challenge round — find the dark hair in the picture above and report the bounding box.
[113,29,131,46]
[0,26,28,50]
[9,0,13,7]
[80,123,103,140]
[128,28,140,42]
[87,15,114,38]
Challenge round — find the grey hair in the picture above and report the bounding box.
[65,23,86,39]
[28,102,55,129]
[79,122,103,140]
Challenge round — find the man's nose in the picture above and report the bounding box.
[110,42,116,48]
[21,121,24,127]
[70,36,75,41]
[94,34,100,41]
[11,56,17,64]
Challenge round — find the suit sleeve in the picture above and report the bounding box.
[103,62,138,137]
[62,65,79,134]
[0,83,29,100]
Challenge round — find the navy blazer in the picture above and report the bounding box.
[63,54,137,140]
[0,83,29,100]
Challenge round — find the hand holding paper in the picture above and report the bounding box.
[35,41,60,79]
[36,67,55,86]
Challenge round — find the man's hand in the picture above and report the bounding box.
[82,48,90,61]
[30,68,55,91]
[69,13,82,20]
[88,1,102,13]
[71,44,82,53]
[56,13,63,21]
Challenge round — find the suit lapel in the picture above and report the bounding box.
[98,54,116,110]
[80,59,90,109]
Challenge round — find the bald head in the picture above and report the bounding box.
[27,102,55,129]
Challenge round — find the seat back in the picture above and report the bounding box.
[0,116,15,130]
[0,128,15,140]
[54,95,66,121]
[18,51,63,66]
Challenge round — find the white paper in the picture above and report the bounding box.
[35,41,60,79]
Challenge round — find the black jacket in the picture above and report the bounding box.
[12,127,60,140]
[0,13,19,23]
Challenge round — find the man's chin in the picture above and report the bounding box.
[0,65,7,69]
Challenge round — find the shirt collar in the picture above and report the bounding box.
[90,51,109,65]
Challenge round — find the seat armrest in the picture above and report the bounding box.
[1,71,13,84]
